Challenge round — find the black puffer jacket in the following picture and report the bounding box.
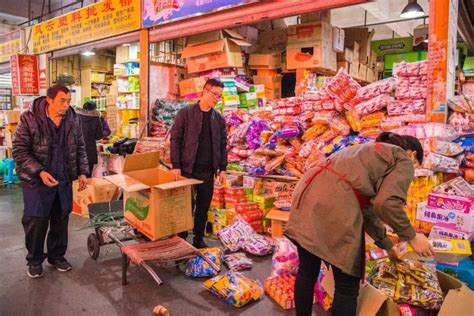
[12,96,89,184]
[170,103,227,175]
[76,108,103,165]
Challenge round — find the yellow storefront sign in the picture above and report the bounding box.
[0,30,22,63]
[33,0,141,54]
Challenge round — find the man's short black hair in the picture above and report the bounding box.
[83,101,97,111]
[204,78,224,89]
[47,84,70,99]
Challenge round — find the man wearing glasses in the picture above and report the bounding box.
[170,78,228,248]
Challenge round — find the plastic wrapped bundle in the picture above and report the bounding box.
[240,235,274,256]
[325,68,360,104]
[217,217,256,252]
[423,139,464,157]
[447,95,473,113]
[395,86,427,100]
[369,260,443,310]
[271,237,299,277]
[393,123,459,141]
[247,119,271,150]
[353,94,394,117]
[152,99,189,129]
[351,77,397,104]
[423,152,460,173]
[203,271,264,307]
[433,176,474,197]
[224,253,252,271]
[185,248,222,278]
[393,61,428,77]
[387,99,426,116]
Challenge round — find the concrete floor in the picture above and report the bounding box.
[0,187,329,316]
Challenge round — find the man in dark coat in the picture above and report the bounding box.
[77,101,103,177]
[170,78,228,248]
[13,85,89,278]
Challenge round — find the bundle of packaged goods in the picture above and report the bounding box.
[149,99,189,137]
[447,95,474,137]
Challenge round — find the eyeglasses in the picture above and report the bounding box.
[206,88,222,99]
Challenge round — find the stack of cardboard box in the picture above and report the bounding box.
[337,27,378,83]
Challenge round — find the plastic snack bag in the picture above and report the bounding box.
[241,235,274,256]
[272,237,299,276]
[423,139,464,157]
[186,248,222,278]
[423,152,460,173]
[217,217,256,252]
[325,68,360,104]
[203,271,264,307]
[224,253,253,271]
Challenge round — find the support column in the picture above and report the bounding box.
[139,28,149,138]
[426,0,459,123]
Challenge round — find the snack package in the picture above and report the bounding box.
[360,111,385,129]
[387,99,426,116]
[217,217,256,252]
[302,124,327,141]
[393,61,428,77]
[423,139,464,157]
[423,152,460,173]
[325,68,360,104]
[353,94,394,118]
[393,123,459,141]
[369,260,443,310]
[185,248,222,278]
[351,77,397,104]
[224,253,253,271]
[272,237,299,276]
[447,95,473,113]
[203,271,264,307]
[329,116,351,136]
[395,86,427,100]
[432,176,474,197]
[241,235,274,256]
[264,275,318,310]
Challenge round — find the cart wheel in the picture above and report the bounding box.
[87,233,100,260]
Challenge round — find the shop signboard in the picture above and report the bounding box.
[143,0,259,28]
[371,37,413,57]
[0,30,22,63]
[10,54,39,96]
[32,0,141,54]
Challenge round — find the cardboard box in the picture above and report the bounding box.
[72,178,117,216]
[353,41,360,63]
[116,45,130,64]
[337,48,354,62]
[416,201,474,232]
[235,26,259,45]
[248,53,281,69]
[428,193,472,214]
[265,89,282,100]
[399,239,472,264]
[104,152,201,241]
[3,110,20,124]
[343,27,374,65]
[300,10,331,24]
[265,209,290,238]
[106,94,117,106]
[337,61,350,71]
[253,194,276,210]
[287,22,333,44]
[356,270,473,316]
[286,41,337,71]
[257,29,288,48]
[186,28,245,46]
[430,223,474,241]
[252,75,282,90]
[179,77,207,97]
[358,63,367,81]
[108,154,125,173]
[350,62,359,78]
[332,27,345,53]
[366,68,376,82]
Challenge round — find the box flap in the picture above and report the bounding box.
[154,179,202,190]
[223,28,245,40]
[439,285,474,316]
[103,174,150,192]
[182,40,226,59]
[266,209,290,221]
[228,38,252,47]
[122,151,160,173]
[356,283,389,316]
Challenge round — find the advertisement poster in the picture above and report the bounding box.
[143,0,258,28]
[0,30,22,63]
[33,0,141,54]
[10,54,39,96]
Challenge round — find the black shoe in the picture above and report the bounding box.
[193,240,209,249]
[27,265,44,279]
[47,259,72,272]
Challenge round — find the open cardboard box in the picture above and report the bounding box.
[104,152,201,241]
[72,178,118,217]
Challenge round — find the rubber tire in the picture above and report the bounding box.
[87,233,100,260]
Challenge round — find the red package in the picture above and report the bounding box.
[235,202,259,213]
[225,187,245,196]
[225,195,247,204]
[240,209,263,223]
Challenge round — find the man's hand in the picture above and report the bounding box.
[409,233,435,258]
[39,171,59,187]
[217,171,226,186]
[170,169,181,180]
[78,175,88,192]
[387,247,401,262]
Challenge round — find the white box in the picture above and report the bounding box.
[416,202,474,232]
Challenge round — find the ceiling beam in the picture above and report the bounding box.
[360,0,415,36]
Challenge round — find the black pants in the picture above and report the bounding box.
[295,244,360,316]
[22,193,69,266]
[181,170,214,242]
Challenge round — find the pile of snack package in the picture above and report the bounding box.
[183,60,474,310]
[149,98,190,138]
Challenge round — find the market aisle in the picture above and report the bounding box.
[0,188,328,316]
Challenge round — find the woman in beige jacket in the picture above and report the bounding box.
[285,132,434,316]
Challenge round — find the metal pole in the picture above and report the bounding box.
[18,1,83,26]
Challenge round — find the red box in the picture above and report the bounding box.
[235,202,258,213]
[240,209,263,223]
[225,187,245,196]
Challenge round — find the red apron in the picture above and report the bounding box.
[297,159,370,281]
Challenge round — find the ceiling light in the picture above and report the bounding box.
[81,51,95,56]
[400,0,425,18]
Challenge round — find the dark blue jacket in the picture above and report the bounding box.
[170,104,227,175]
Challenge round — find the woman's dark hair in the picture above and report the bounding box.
[204,78,224,89]
[47,84,70,99]
[376,132,424,164]
[83,101,97,111]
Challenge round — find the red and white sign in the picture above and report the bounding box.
[39,69,47,89]
[10,54,39,96]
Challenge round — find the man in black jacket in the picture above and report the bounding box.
[77,101,103,177]
[170,79,228,248]
[13,85,89,278]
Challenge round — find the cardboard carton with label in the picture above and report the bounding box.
[286,41,337,71]
[104,152,201,241]
[72,178,118,217]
